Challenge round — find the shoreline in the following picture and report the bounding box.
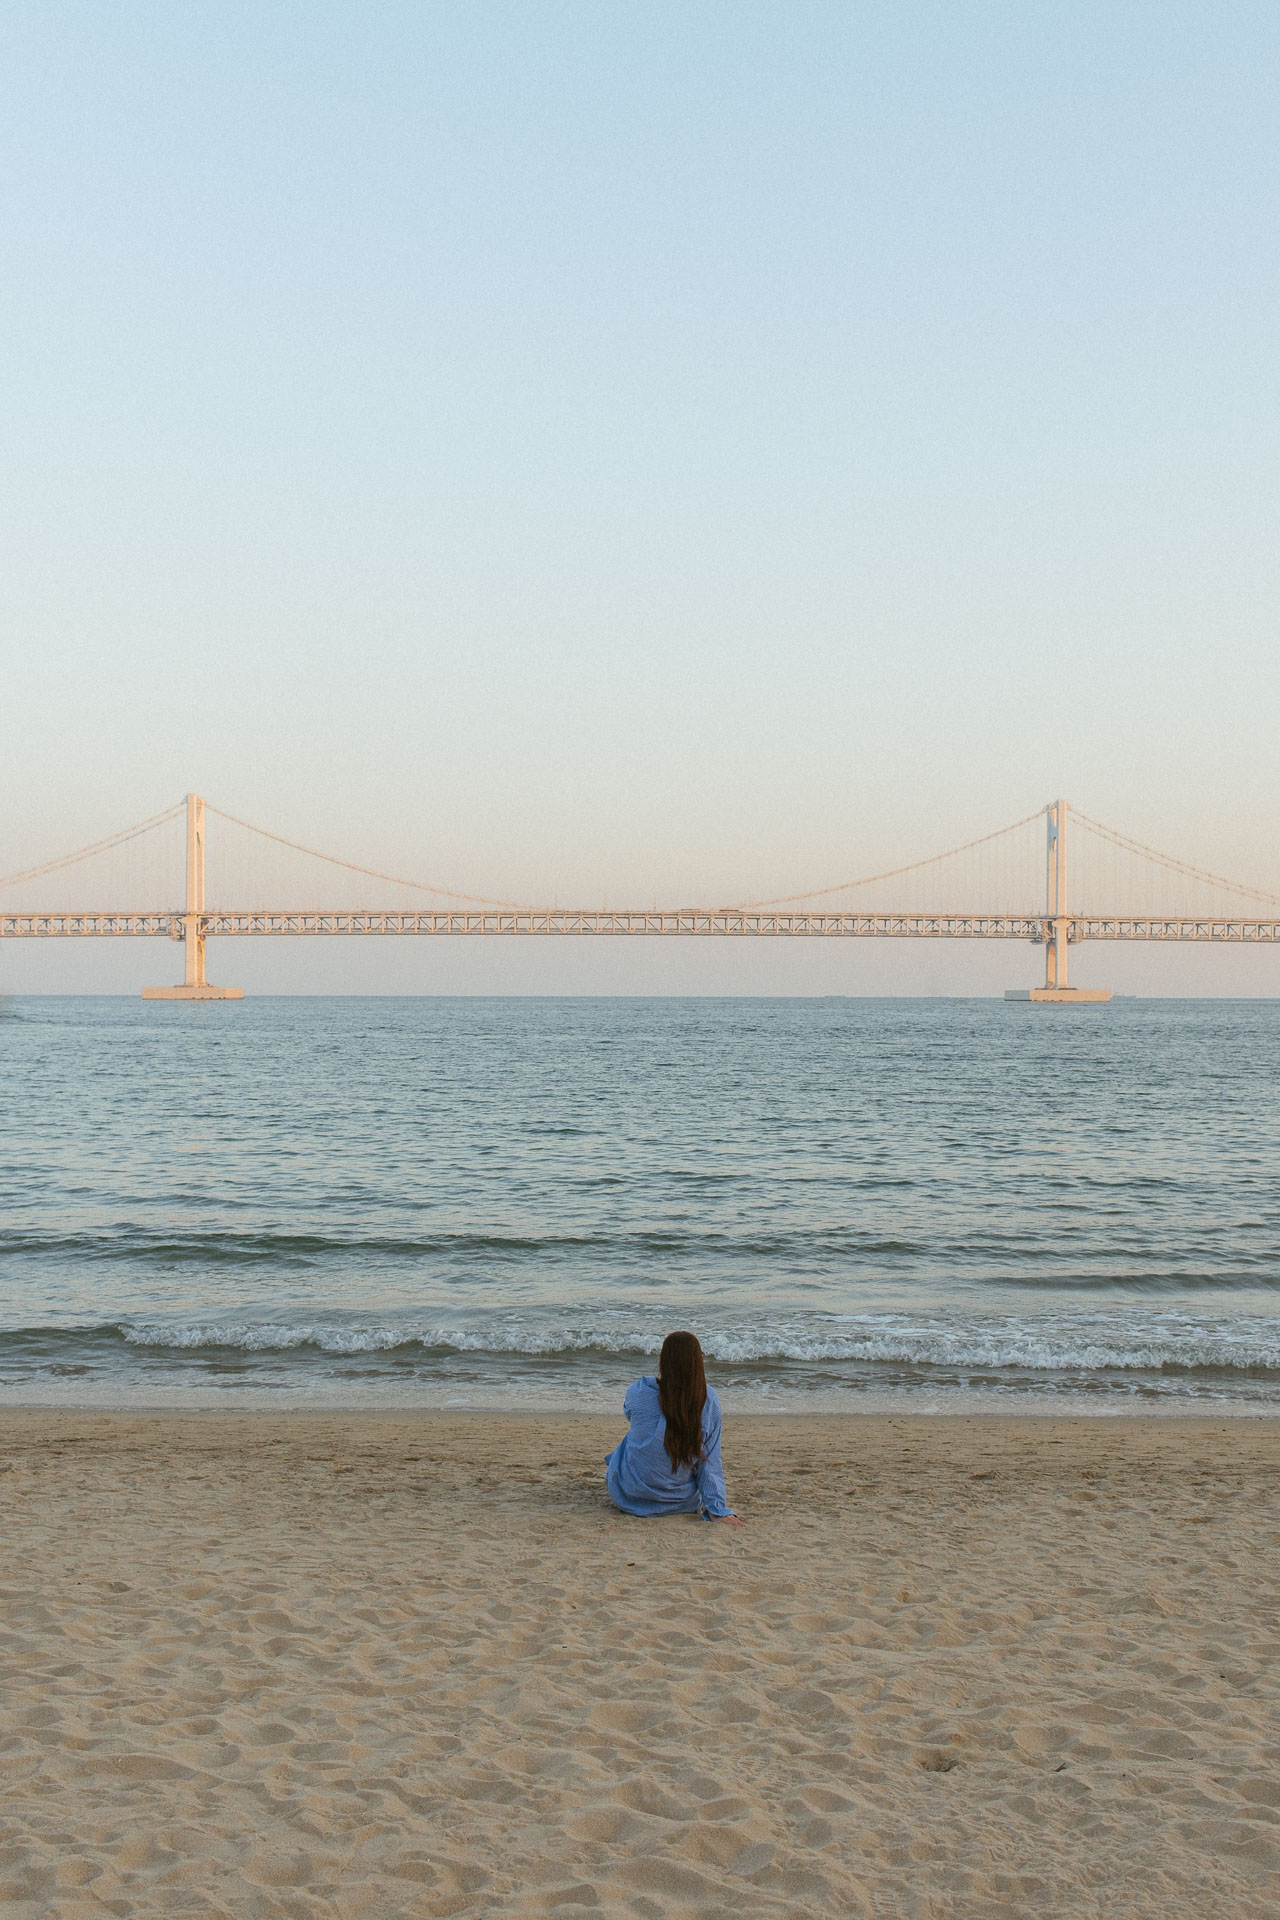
[9,1403,1280,1443]
[6,1404,1280,1437]
[4,1383,1280,1417]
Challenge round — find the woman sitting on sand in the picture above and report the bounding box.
[605,1331,742,1523]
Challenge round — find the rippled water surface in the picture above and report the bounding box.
[2,995,1278,1409]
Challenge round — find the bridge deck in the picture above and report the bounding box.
[3,910,1280,941]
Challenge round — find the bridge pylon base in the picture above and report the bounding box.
[1005,987,1111,1004]
[142,985,244,1001]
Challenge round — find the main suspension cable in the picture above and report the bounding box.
[204,804,538,909]
[736,809,1045,909]
[1071,811,1280,909]
[0,802,185,891]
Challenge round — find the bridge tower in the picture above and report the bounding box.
[141,794,243,1001]
[1006,798,1109,1004]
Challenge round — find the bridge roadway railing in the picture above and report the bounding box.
[4,909,1280,941]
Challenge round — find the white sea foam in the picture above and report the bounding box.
[111,1311,1280,1376]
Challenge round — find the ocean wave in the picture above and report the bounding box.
[0,1229,616,1263]
[2,1227,1276,1289]
[2,1313,1277,1378]
[0,1227,933,1259]
[122,1322,1280,1375]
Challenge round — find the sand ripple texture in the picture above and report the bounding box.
[2,1412,1278,1919]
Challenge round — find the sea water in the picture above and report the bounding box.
[1,995,1277,1412]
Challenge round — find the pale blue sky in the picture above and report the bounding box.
[2,3,1278,992]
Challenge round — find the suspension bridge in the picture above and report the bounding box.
[2,793,1279,1002]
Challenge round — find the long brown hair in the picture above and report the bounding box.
[658,1330,707,1471]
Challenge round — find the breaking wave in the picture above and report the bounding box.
[2,1309,1278,1400]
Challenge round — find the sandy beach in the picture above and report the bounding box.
[2,1410,1278,1918]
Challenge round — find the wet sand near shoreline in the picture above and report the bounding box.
[2,1410,1278,1917]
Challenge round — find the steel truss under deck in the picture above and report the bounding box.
[4,909,1280,942]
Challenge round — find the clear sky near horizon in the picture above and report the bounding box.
[2,3,1278,995]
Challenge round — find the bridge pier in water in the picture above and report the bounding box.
[1005,799,1110,1004]
[141,794,242,1001]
